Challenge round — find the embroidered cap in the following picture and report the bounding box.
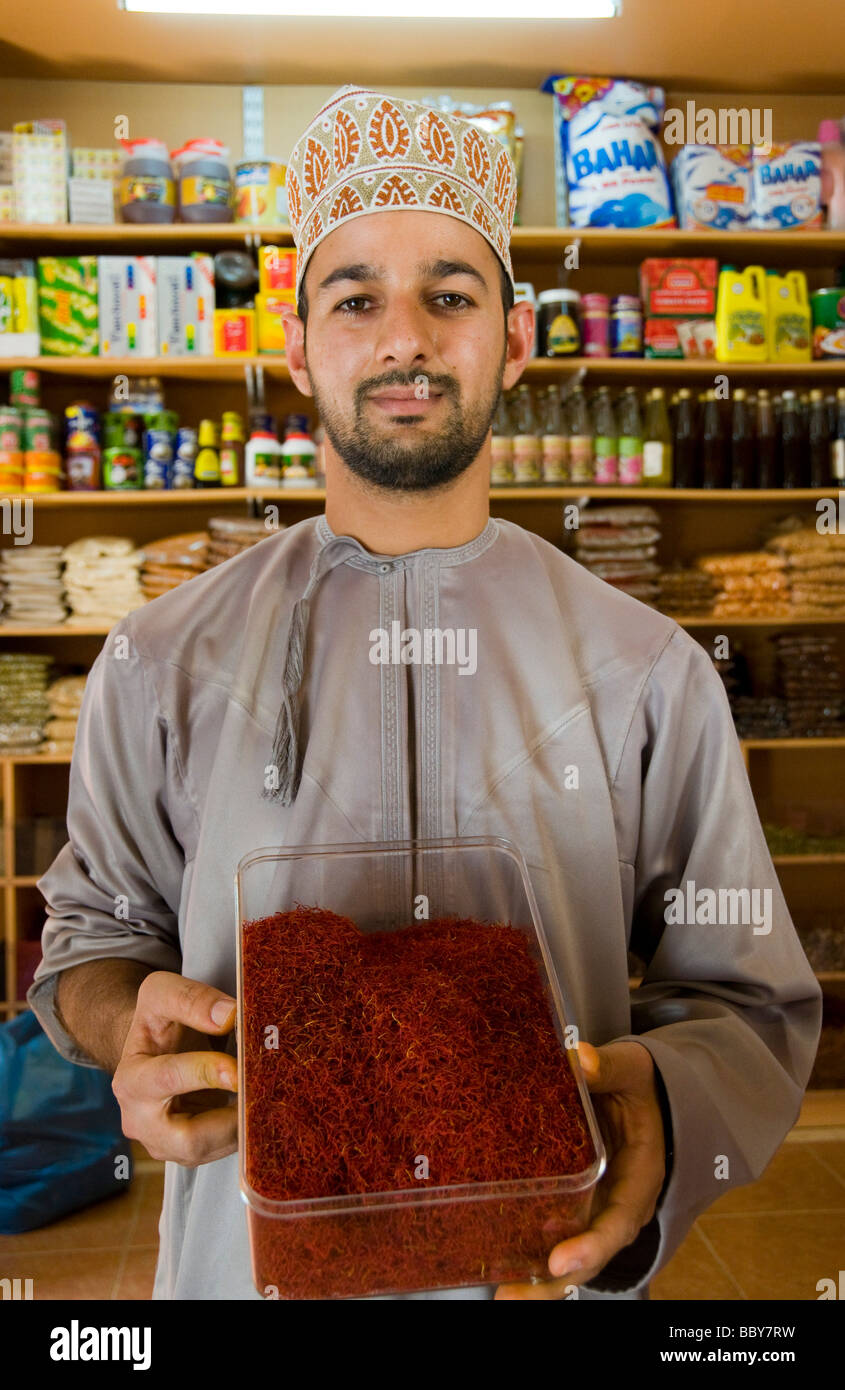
[286,84,518,306]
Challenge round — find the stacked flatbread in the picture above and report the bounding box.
[42,673,87,757]
[764,527,845,617]
[0,652,52,754]
[694,551,790,618]
[572,505,661,606]
[140,532,208,601]
[0,546,67,626]
[61,536,146,625]
[205,515,282,567]
[774,631,845,736]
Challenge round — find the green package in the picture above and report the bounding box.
[37,256,99,357]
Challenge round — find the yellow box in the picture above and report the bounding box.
[213,308,256,357]
[258,246,297,297]
[256,292,294,354]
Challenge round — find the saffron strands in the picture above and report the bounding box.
[241,907,598,1298]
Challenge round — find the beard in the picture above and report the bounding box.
[308,347,506,493]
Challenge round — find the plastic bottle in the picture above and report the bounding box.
[245,415,284,486]
[819,120,845,230]
[617,387,643,486]
[194,419,221,487]
[280,414,318,488]
[642,388,673,487]
[592,386,618,484]
[119,139,176,224]
[490,392,515,485]
[701,391,727,489]
[219,410,245,486]
[539,385,568,484]
[715,265,768,362]
[172,140,232,224]
[780,390,808,489]
[755,389,780,489]
[766,270,812,362]
[673,388,699,489]
[567,385,593,485]
[511,384,542,485]
[730,389,756,490]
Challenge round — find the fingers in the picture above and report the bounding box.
[113,1048,239,1165]
[576,1038,654,1096]
[125,971,237,1054]
[548,1137,663,1283]
[495,1275,581,1301]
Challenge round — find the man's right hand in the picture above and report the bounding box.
[112,970,239,1167]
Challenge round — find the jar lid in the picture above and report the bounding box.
[611,295,642,310]
[581,293,610,309]
[536,288,581,305]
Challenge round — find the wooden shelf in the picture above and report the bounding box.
[0,485,836,506]
[0,486,299,506]
[742,737,845,750]
[523,358,845,378]
[771,854,845,865]
[0,223,293,247]
[673,616,845,628]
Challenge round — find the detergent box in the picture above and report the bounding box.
[751,142,822,230]
[639,259,719,316]
[98,255,157,357]
[543,75,675,229]
[157,253,214,356]
[670,145,752,230]
[37,256,98,356]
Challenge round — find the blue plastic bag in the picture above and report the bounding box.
[0,1011,131,1234]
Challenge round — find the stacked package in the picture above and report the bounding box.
[0,545,66,625]
[205,515,279,567]
[764,526,845,617]
[694,551,790,618]
[0,652,52,754]
[572,505,661,606]
[773,631,845,737]
[140,531,208,600]
[42,673,87,757]
[62,536,146,625]
[657,564,717,617]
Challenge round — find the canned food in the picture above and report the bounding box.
[0,406,23,452]
[23,409,54,453]
[103,446,142,490]
[172,426,198,488]
[581,293,610,358]
[610,295,643,357]
[0,276,14,332]
[9,368,40,408]
[24,449,63,492]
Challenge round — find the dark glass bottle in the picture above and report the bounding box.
[673,388,699,488]
[755,389,780,488]
[701,391,727,489]
[780,390,808,489]
[730,388,755,489]
[808,389,832,489]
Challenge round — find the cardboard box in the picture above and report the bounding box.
[639,258,719,317]
[214,307,256,356]
[13,121,68,224]
[37,256,98,356]
[256,292,292,353]
[258,245,296,296]
[157,254,214,356]
[644,315,716,359]
[68,178,114,225]
[98,255,157,357]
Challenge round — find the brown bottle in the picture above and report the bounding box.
[780,389,808,489]
[673,388,699,488]
[808,389,832,488]
[701,391,727,489]
[755,389,780,488]
[730,388,755,490]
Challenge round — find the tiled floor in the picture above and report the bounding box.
[2,1136,844,1300]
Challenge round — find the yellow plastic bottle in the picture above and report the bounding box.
[766,270,812,362]
[715,265,768,362]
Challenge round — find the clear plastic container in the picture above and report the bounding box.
[236,835,606,1300]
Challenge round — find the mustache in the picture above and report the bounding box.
[358,374,456,398]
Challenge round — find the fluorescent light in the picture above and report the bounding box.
[120,0,619,17]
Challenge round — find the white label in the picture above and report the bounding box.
[833,439,845,481]
[643,441,664,477]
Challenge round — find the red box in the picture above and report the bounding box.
[639,258,719,317]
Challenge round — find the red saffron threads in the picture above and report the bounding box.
[242,907,597,1298]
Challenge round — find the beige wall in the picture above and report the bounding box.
[2,80,843,228]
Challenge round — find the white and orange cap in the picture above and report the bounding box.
[286,84,518,306]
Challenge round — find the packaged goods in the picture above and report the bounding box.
[543,76,674,229]
[234,160,288,226]
[157,254,215,355]
[766,270,811,361]
[97,256,158,357]
[119,138,176,224]
[172,139,232,223]
[639,259,719,317]
[255,293,289,354]
[715,265,768,362]
[670,144,752,230]
[536,289,579,357]
[580,292,609,357]
[811,287,845,358]
[257,245,296,297]
[214,307,256,357]
[12,120,67,224]
[37,257,98,357]
[609,295,642,356]
[751,141,822,230]
[819,120,845,229]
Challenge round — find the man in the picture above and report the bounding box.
[30,85,820,1302]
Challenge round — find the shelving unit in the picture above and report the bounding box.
[1,216,844,1116]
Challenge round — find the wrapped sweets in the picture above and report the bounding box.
[765,526,845,617]
[573,505,661,606]
[61,536,146,624]
[205,514,281,567]
[0,652,52,754]
[695,551,790,617]
[42,672,87,756]
[773,632,845,737]
[0,545,67,626]
[140,532,208,600]
[657,564,716,617]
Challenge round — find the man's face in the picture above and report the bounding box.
[292,211,511,493]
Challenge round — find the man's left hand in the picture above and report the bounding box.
[494,1039,666,1300]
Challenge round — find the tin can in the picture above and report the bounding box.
[172,426,198,489]
[580,293,610,358]
[24,449,63,493]
[610,295,643,357]
[0,448,24,490]
[143,410,178,489]
[810,287,845,359]
[103,446,142,490]
[0,406,23,452]
[0,275,14,333]
[234,160,288,227]
[22,409,54,453]
[9,368,40,408]
[66,446,102,491]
